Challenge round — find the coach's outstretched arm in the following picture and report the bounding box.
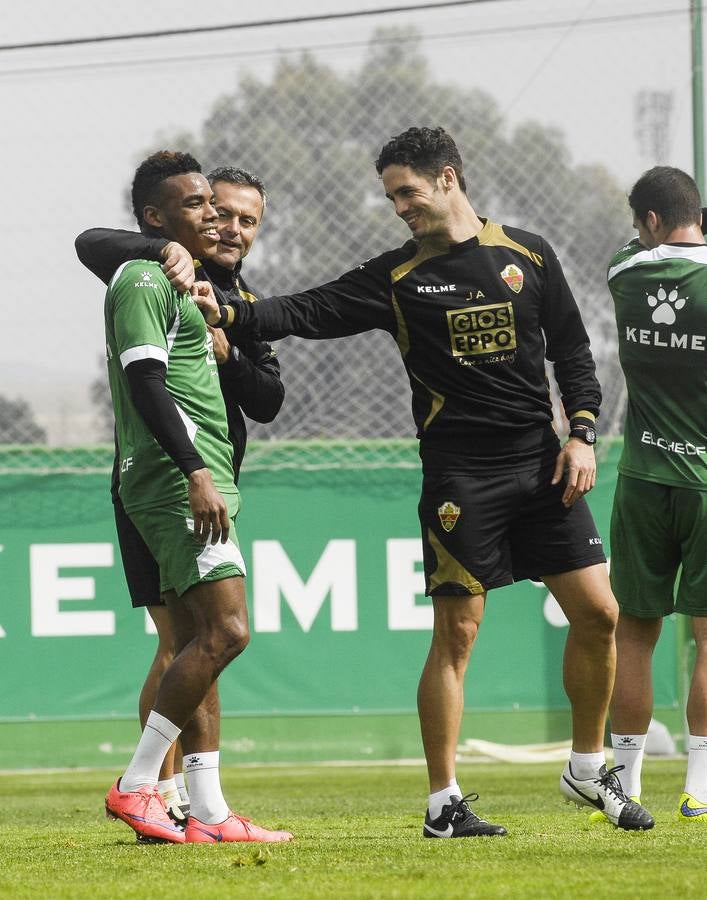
[212,260,399,342]
[75,228,170,286]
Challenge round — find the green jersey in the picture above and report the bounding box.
[607,239,707,490]
[104,259,237,513]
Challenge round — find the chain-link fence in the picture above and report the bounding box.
[1,1,694,471]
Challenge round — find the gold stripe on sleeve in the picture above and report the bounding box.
[478,221,544,267]
[390,292,410,358]
[391,243,448,284]
[569,409,596,423]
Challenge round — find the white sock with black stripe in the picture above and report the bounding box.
[185,750,229,824]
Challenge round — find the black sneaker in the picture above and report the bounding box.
[423,792,507,838]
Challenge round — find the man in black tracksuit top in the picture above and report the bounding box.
[75,167,283,821]
[203,128,654,836]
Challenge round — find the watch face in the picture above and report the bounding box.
[570,426,596,444]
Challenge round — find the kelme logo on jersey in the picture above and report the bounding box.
[438,501,461,532]
[646,285,686,325]
[447,302,517,358]
[134,271,159,290]
[623,282,705,352]
[500,264,524,293]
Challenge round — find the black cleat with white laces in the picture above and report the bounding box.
[423,792,507,838]
[560,762,655,830]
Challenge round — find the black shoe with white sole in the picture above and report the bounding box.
[423,792,507,838]
[560,762,655,830]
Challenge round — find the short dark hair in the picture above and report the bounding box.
[131,150,202,226]
[208,166,268,213]
[628,166,701,231]
[375,126,467,193]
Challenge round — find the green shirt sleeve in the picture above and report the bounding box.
[108,261,175,369]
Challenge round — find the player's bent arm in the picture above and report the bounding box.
[75,228,169,286]
[539,237,602,418]
[123,359,228,544]
[124,358,206,475]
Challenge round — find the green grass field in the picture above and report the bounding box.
[0,761,704,899]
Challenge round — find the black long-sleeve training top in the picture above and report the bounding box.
[226,220,601,470]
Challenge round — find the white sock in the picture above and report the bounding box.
[611,733,647,798]
[428,780,462,820]
[121,711,181,793]
[685,735,707,800]
[185,750,229,824]
[158,777,181,806]
[570,750,606,781]
[174,771,190,804]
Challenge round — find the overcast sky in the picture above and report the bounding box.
[0,0,697,442]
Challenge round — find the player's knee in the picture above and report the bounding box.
[439,618,479,665]
[585,596,618,639]
[196,617,250,673]
[218,616,251,664]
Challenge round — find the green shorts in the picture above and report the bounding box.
[130,498,246,598]
[610,474,707,618]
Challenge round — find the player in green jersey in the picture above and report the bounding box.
[103,150,292,845]
[77,167,282,821]
[603,166,707,823]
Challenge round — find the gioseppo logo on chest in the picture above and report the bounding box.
[447,302,517,357]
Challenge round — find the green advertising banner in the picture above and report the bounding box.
[0,443,678,734]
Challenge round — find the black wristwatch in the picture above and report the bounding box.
[569,425,597,445]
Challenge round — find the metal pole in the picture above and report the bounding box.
[678,1,704,755]
[692,0,705,194]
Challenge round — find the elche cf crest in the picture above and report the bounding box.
[500,264,523,293]
[437,501,461,532]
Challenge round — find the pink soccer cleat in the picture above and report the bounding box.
[105,780,186,844]
[185,810,293,843]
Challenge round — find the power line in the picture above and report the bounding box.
[0,5,688,78]
[0,0,507,52]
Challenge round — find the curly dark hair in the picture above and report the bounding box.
[375,126,466,193]
[629,166,702,231]
[131,150,202,226]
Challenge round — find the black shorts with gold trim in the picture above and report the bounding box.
[418,449,606,597]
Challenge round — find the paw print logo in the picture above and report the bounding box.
[646,285,687,325]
